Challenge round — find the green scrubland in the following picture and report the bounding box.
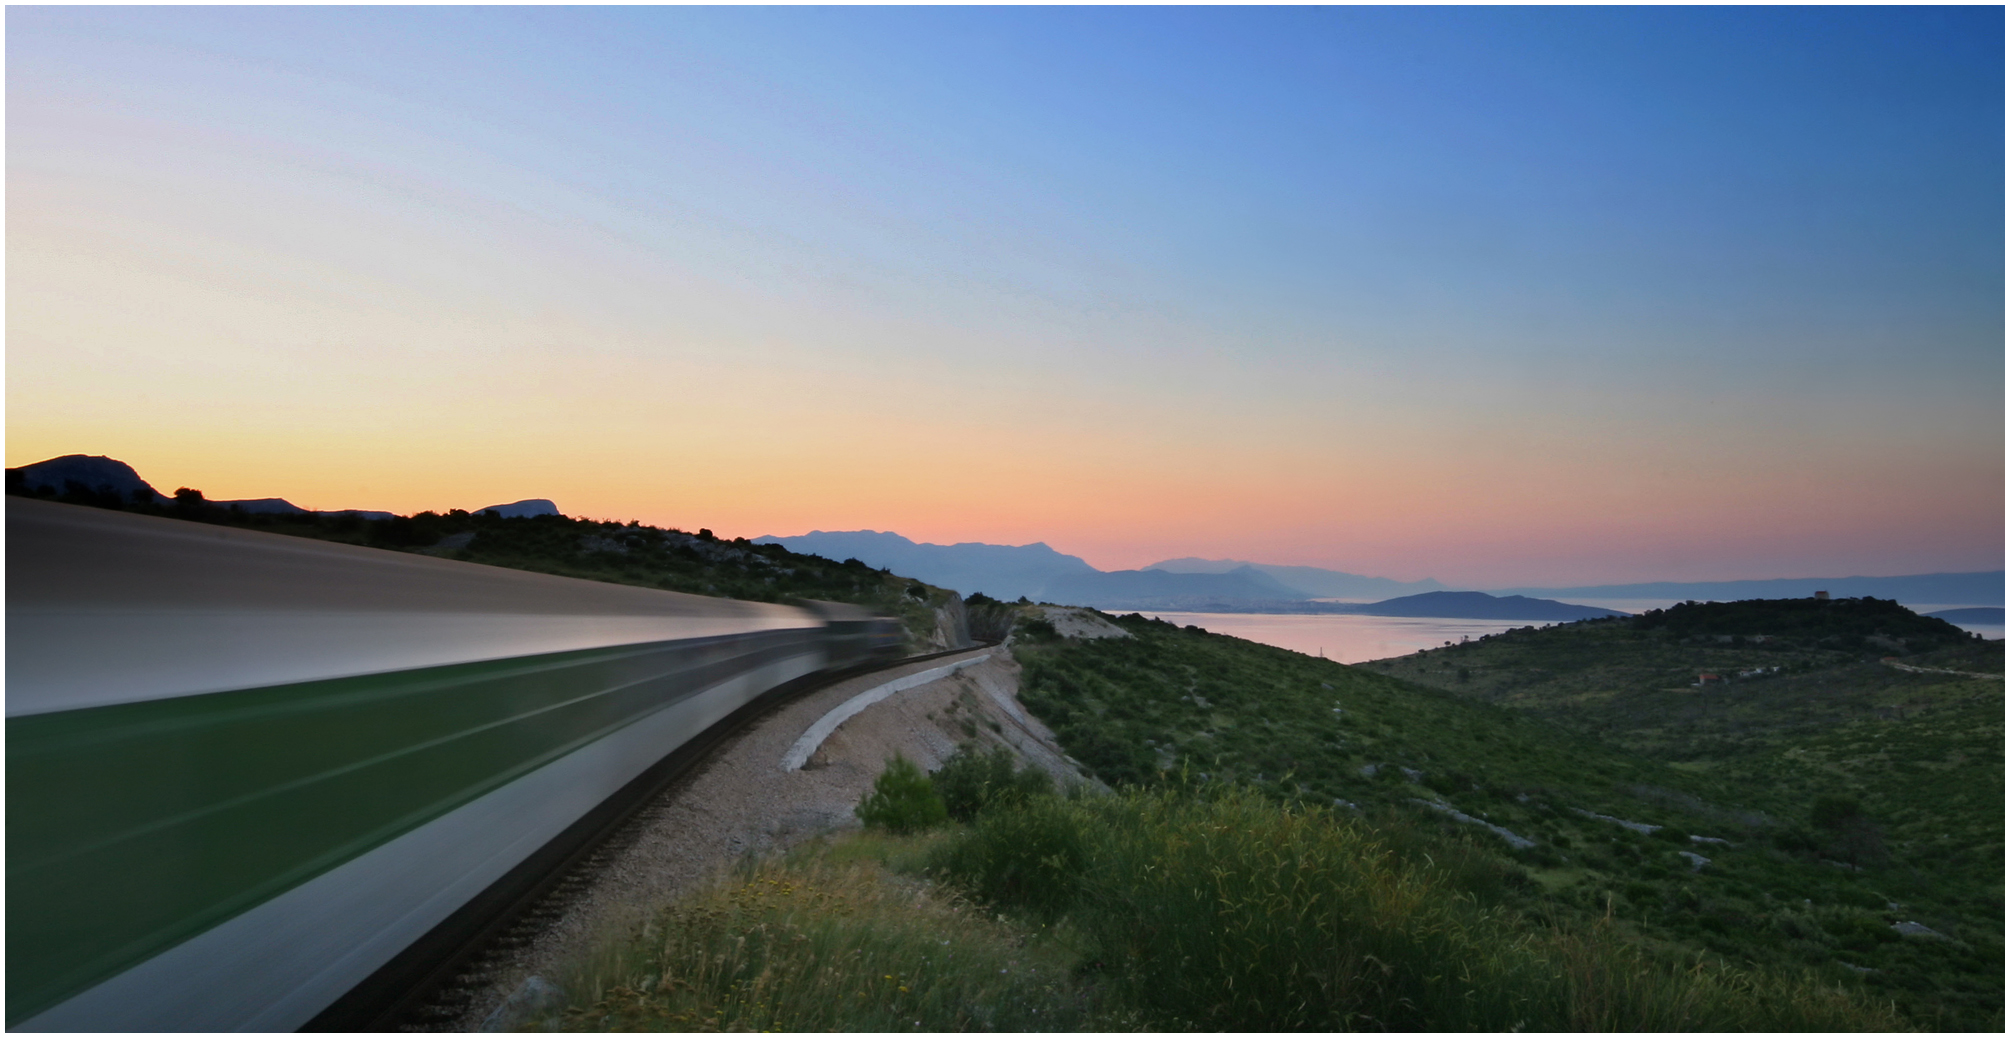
[1020,608,2001,1030]
[550,766,1908,1032]
[546,602,1996,1033]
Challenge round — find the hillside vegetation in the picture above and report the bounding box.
[1360,600,1994,760]
[552,768,1905,1032]
[1010,610,2002,1030]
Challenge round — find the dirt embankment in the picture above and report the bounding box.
[449,635,1088,1030]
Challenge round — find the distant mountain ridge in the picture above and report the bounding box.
[758,532,1995,622]
[753,532,1599,615]
[1147,557,1448,599]
[751,531,1099,602]
[753,531,1317,608]
[1041,566,1314,610]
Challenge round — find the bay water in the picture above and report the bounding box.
[1127,611,1542,664]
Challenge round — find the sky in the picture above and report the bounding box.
[7,7,2003,588]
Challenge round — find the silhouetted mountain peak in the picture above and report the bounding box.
[9,454,165,503]
[476,499,560,518]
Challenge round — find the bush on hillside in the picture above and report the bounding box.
[926,794,1086,923]
[930,744,1053,822]
[855,754,946,834]
[1810,794,1888,868]
[1015,615,1060,643]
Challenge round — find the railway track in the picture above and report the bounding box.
[307,642,995,1033]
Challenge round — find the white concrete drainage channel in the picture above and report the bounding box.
[779,654,993,771]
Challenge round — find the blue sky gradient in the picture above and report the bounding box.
[8,7,2001,585]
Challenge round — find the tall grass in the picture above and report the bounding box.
[545,785,1905,1032]
[547,847,1108,1032]
[931,786,1907,1032]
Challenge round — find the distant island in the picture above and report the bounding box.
[1322,591,1626,621]
[1170,590,1629,621]
[1926,607,2005,625]
[1493,572,2004,608]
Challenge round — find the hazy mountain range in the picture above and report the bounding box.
[751,530,1313,608]
[755,531,1578,614]
[1147,557,1447,599]
[757,530,2004,613]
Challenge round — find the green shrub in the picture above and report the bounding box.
[926,795,1087,922]
[1016,616,1060,642]
[930,744,1053,822]
[1812,794,1865,831]
[855,754,946,834]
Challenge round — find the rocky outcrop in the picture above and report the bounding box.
[933,595,972,650]
[1039,606,1131,640]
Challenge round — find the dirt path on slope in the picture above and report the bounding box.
[446,641,1083,1030]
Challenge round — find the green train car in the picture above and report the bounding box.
[7,499,895,1030]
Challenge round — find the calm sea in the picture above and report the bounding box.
[1134,598,2003,665]
[1130,611,1541,664]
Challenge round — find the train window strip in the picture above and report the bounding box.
[7,629,823,1022]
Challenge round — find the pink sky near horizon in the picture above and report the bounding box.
[5,422,1997,588]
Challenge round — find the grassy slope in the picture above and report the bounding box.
[1013,613,2003,1030]
[1358,611,1996,760]
[1359,617,2004,953]
[550,830,1113,1032]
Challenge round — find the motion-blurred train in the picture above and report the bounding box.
[7,498,903,1031]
